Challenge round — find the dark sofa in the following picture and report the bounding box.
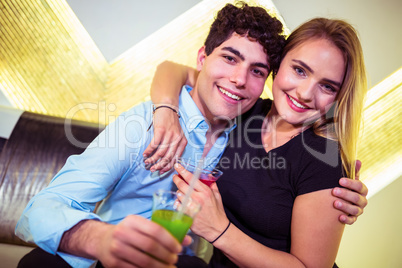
[0,110,101,266]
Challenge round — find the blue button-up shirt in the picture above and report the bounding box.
[15,86,236,267]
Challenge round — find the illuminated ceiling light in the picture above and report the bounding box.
[0,0,286,123]
[365,67,402,108]
[366,159,401,199]
[357,67,402,198]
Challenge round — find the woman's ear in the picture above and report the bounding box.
[196,46,207,71]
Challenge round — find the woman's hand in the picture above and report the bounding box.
[143,107,187,174]
[173,163,229,243]
[146,61,199,174]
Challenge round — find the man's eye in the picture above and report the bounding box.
[224,55,235,62]
[252,69,265,77]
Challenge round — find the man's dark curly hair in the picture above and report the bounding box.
[204,2,286,75]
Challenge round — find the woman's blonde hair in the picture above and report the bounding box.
[282,18,367,179]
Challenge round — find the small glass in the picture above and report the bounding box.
[177,158,223,187]
[151,190,201,243]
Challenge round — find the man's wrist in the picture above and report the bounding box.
[59,219,108,260]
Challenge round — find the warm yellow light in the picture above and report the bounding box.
[357,67,402,198]
[0,0,108,121]
[0,0,286,124]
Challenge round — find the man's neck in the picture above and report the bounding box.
[189,84,232,156]
[202,125,225,158]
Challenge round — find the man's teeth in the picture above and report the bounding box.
[288,95,308,109]
[219,87,241,101]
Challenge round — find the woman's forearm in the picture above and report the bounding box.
[213,223,306,268]
[150,61,198,107]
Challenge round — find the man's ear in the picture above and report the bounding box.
[196,46,207,71]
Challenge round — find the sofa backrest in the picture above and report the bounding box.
[0,112,101,246]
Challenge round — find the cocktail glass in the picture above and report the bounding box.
[151,189,201,243]
[176,158,223,186]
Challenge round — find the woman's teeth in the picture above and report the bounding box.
[288,95,309,109]
[219,87,241,101]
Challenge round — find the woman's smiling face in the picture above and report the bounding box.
[272,38,346,127]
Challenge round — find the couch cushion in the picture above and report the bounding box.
[0,137,6,154]
[0,112,101,246]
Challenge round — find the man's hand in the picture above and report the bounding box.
[332,160,368,225]
[143,106,187,174]
[60,216,185,268]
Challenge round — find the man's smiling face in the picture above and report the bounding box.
[191,32,269,125]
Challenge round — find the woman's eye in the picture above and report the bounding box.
[322,84,337,93]
[294,66,305,76]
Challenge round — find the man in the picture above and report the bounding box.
[16,3,367,268]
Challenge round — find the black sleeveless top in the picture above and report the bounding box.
[209,98,343,267]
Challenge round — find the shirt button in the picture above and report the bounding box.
[200,123,208,129]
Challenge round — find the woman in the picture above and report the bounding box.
[148,18,367,267]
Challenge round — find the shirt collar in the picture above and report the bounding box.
[179,85,237,133]
[224,117,237,134]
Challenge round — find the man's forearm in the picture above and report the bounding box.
[59,219,108,260]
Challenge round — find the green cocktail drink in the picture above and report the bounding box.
[151,190,200,243]
[151,209,193,243]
